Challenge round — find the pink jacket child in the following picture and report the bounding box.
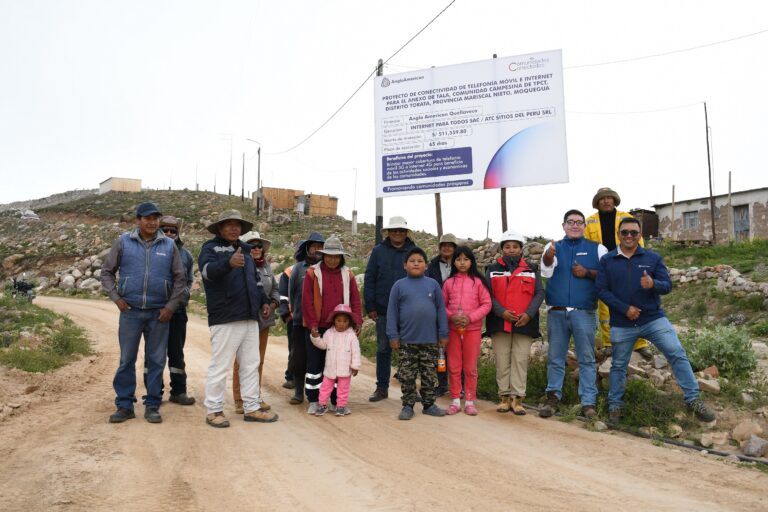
[442,273,492,332]
[441,265,492,415]
[309,304,362,416]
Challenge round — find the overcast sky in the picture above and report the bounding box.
[1,1,766,240]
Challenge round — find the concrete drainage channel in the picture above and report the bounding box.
[520,402,768,466]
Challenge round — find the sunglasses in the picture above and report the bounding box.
[250,243,263,249]
[619,229,640,237]
[162,227,178,234]
[389,229,407,234]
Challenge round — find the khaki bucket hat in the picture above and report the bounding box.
[318,236,350,256]
[239,231,272,252]
[206,209,254,235]
[592,187,621,209]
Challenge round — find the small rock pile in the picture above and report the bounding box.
[671,265,768,303]
[472,240,545,269]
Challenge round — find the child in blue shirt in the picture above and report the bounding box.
[387,247,449,420]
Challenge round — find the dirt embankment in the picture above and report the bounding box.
[0,296,765,511]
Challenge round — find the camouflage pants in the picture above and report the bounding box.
[399,343,439,408]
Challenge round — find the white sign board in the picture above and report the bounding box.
[374,50,568,198]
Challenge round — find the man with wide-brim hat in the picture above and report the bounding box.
[584,187,652,360]
[287,231,326,405]
[364,216,416,402]
[198,209,277,427]
[101,201,187,424]
[301,236,363,414]
[230,230,279,414]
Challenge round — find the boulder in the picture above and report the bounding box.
[653,355,668,369]
[702,366,720,379]
[59,275,76,290]
[731,420,763,442]
[697,378,720,394]
[741,435,768,458]
[78,278,102,292]
[699,431,729,449]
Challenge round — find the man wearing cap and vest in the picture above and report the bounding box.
[427,233,458,396]
[585,187,653,361]
[146,215,196,406]
[539,209,606,419]
[198,210,277,427]
[101,201,187,424]
[364,216,416,402]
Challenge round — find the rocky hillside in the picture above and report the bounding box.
[1,189,534,291]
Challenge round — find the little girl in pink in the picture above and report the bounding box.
[442,245,492,415]
[310,304,361,416]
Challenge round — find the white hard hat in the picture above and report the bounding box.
[500,230,525,244]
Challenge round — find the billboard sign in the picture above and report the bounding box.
[374,50,568,197]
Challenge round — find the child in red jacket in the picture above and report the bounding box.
[442,246,492,415]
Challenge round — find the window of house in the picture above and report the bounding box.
[683,211,699,230]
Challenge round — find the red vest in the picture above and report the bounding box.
[489,258,536,332]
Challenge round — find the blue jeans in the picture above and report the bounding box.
[114,308,169,410]
[546,309,598,406]
[608,316,699,410]
[375,316,392,389]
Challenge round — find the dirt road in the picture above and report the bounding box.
[0,297,765,511]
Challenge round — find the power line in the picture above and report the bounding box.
[389,27,768,72]
[567,101,702,116]
[267,0,457,155]
[566,27,768,69]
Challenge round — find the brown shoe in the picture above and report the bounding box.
[234,400,244,414]
[206,412,230,428]
[259,400,271,411]
[496,396,511,413]
[538,391,559,418]
[581,405,597,420]
[244,409,279,423]
[511,396,527,416]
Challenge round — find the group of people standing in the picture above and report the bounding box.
[102,185,716,427]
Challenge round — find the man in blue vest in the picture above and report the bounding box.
[101,201,187,424]
[539,209,606,419]
[596,217,716,423]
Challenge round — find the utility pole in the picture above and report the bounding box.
[375,58,384,244]
[704,102,716,244]
[228,137,233,196]
[241,152,245,202]
[256,145,262,216]
[493,53,508,233]
[434,193,443,239]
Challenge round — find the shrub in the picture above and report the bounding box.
[751,320,768,338]
[620,379,687,432]
[680,326,757,379]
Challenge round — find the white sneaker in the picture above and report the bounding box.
[307,402,319,414]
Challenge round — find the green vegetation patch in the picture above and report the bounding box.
[654,239,768,281]
[0,296,91,372]
[680,326,757,379]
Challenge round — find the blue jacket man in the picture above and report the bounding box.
[199,210,276,428]
[596,217,715,423]
[364,216,416,401]
[101,201,186,424]
[539,209,606,419]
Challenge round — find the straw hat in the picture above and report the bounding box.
[206,209,254,235]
